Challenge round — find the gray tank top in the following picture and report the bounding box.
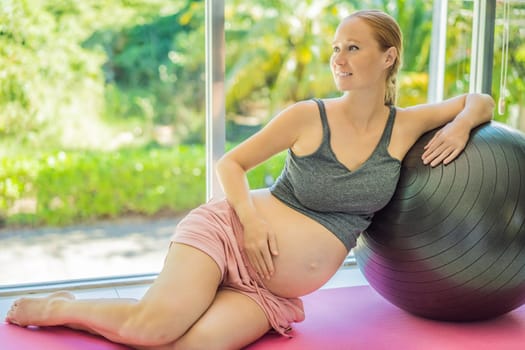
[270,98,401,251]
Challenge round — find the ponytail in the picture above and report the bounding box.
[385,74,397,106]
[348,10,403,106]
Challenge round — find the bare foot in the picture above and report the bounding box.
[5,291,75,327]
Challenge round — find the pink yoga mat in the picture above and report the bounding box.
[0,323,129,350]
[248,286,525,349]
[2,285,525,349]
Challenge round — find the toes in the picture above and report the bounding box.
[6,307,17,324]
[7,302,18,315]
[5,299,26,326]
[5,312,17,325]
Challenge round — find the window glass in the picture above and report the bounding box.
[4,0,511,286]
[493,0,525,130]
[0,1,206,286]
[443,0,475,98]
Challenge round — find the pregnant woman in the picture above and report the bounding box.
[6,9,494,350]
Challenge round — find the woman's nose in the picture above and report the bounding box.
[332,53,345,65]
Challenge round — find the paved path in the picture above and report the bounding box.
[0,216,185,286]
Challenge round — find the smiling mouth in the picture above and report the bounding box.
[337,72,352,77]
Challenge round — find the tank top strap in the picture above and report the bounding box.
[379,105,397,148]
[311,99,396,149]
[312,98,330,140]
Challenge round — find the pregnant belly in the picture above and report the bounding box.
[250,189,348,298]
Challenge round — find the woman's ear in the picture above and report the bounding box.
[384,47,397,69]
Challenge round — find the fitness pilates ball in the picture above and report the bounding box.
[354,121,525,321]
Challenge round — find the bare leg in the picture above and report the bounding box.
[5,243,222,348]
[135,289,272,350]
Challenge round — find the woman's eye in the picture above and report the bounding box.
[332,45,358,54]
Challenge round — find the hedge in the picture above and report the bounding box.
[1,145,286,227]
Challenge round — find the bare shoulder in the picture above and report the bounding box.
[268,99,323,138]
[281,99,325,156]
[276,99,320,123]
[221,99,323,170]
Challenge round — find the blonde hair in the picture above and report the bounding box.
[346,10,403,105]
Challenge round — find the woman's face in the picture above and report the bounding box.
[330,17,392,93]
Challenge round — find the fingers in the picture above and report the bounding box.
[246,239,275,280]
[268,231,279,256]
[423,130,441,151]
[423,140,465,167]
[421,120,473,167]
[423,146,454,167]
[443,149,462,165]
[241,218,278,280]
[247,251,273,280]
[422,142,453,166]
[422,131,466,167]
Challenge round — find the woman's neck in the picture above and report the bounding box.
[337,90,388,126]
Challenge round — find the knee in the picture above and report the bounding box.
[175,327,229,350]
[118,302,183,346]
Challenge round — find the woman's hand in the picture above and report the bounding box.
[242,216,278,280]
[413,93,493,167]
[422,119,471,167]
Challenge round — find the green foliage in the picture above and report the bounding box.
[224,0,434,118]
[491,2,525,124]
[91,1,206,131]
[0,0,205,152]
[33,147,206,226]
[247,151,287,189]
[0,156,40,226]
[1,147,202,226]
[225,0,348,120]
[1,146,285,227]
[442,1,525,124]
[443,1,474,98]
[2,0,524,229]
[2,0,523,151]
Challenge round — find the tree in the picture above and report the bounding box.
[224,0,434,126]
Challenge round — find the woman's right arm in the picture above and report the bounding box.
[216,101,312,279]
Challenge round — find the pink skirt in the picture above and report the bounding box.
[171,199,305,337]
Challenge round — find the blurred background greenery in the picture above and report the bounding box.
[1,0,523,228]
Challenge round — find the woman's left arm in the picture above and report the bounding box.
[419,93,495,167]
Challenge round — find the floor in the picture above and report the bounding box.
[0,266,368,318]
